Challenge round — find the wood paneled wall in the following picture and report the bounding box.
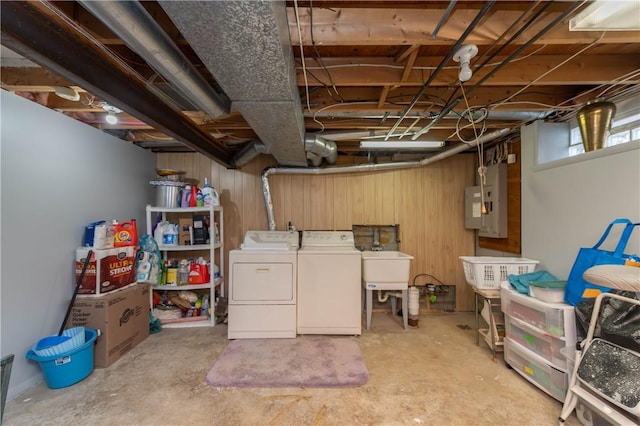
[157,153,477,311]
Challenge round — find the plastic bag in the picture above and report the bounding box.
[575,291,640,353]
[136,234,162,284]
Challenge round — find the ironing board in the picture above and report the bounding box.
[559,265,640,426]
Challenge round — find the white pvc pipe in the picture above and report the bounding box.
[377,290,390,303]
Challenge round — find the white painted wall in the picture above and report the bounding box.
[1,91,156,399]
[521,121,640,279]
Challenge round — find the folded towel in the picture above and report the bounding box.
[508,270,558,295]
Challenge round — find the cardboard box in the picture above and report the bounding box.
[68,283,150,368]
[178,217,193,246]
[76,246,137,295]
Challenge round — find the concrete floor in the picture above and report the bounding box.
[4,312,580,425]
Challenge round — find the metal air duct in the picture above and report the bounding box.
[262,128,513,230]
[159,1,309,166]
[78,0,230,118]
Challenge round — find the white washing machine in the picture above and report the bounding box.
[228,230,299,339]
[297,231,362,335]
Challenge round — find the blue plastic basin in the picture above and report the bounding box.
[26,328,97,389]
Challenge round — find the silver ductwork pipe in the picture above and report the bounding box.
[233,133,338,168]
[78,0,230,117]
[262,127,513,230]
[305,134,338,166]
[232,140,271,168]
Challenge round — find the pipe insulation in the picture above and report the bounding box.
[78,0,230,118]
[261,127,512,230]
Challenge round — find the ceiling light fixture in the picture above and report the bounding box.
[360,140,445,151]
[105,110,119,125]
[53,86,80,102]
[452,44,478,82]
[100,103,122,125]
[569,0,640,31]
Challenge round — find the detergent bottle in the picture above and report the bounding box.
[113,219,138,247]
[181,185,192,208]
[201,178,214,206]
[189,185,198,207]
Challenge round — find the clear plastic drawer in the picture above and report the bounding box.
[501,282,576,339]
[505,338,568,402]
[505,315,568,370]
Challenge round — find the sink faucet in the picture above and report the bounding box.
[371,240,383,251]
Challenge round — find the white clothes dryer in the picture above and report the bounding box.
[228,230,299,339]
[297,231,362,335]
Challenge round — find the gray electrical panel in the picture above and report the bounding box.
[464,163,508,238]
[464,186,483,229]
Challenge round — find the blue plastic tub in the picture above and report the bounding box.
[26,328,97,389]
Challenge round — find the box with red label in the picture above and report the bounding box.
[75,247,137,296]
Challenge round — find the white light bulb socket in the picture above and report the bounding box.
[453,44,478,83]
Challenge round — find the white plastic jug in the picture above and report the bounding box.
[163,224,179,246]
[154,221,168,244]
[211,187,220,206]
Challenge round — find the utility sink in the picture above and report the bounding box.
[361,251,414,283]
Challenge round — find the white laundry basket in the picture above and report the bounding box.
[460,256,540,289]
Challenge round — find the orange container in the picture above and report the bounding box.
[113,220,138,247]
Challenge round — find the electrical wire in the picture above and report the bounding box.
[455,107,488,144]
[300,44,549,73]
[490,31,608,111]
[308,0,342,101]
[459,80,487,214]
[293,0,312,112]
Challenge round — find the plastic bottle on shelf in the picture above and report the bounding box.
[189,185,198,207]
[181,185,191,208]
[201,178,214,206]
[196,188,204,206]
[163,224,178,246]
[201,295,209,317]
[178,259,189,286]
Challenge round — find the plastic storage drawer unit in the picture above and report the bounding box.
[504,337,568,401]
[505,315,569,369]
[501,282,575,338]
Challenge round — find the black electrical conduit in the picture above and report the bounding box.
[430,0,457,40]
[473,1,551,71]
[411,1,584,140]
[385,0,496,140]
[411,1,553,140]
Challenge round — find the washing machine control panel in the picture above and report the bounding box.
[301,231,355,248]
[241,231,299,250]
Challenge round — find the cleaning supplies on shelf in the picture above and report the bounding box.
[181,185,191,208]
[189,185,198,207]
[113,219,138,247]
[201,178,220,207]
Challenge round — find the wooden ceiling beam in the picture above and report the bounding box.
[299,55,640,86]
[288,7,638,46]
[305,85,580,111]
